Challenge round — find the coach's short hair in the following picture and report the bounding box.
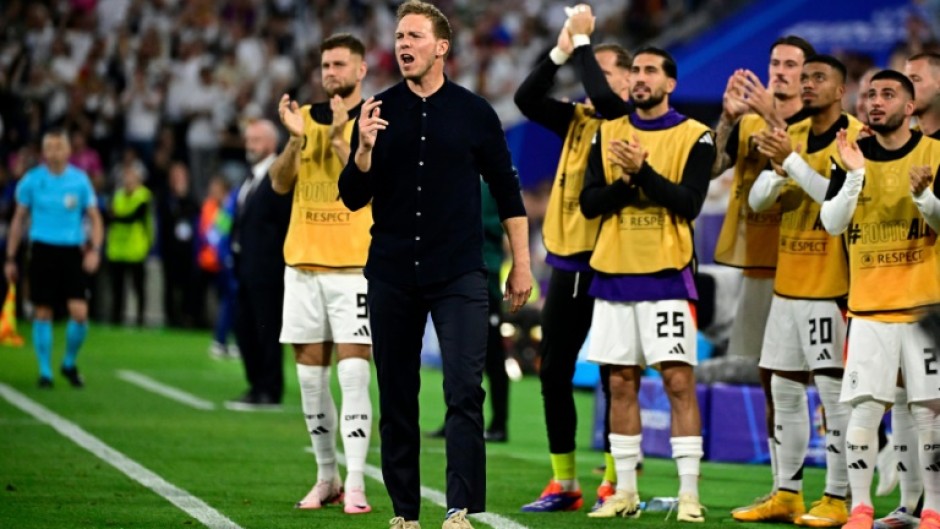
[397,0,452,43]
[871,69,916,100]
[593,43,632,71]
[805,54,847,83]
[633,46,678,79]
[770,35,816,61]
[322,33,365,58]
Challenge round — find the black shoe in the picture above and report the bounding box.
[224,392,281,411]
[37,376,53,389]
[60,366,84,388]
[426,425,446,439]
[484,429,507,443]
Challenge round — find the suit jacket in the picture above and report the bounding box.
[232,175,292,286]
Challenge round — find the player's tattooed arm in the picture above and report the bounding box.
[713,71,748,177]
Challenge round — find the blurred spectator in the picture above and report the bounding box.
[156,161,198,328]
[121,68,164,172]
[196,175,237,358]
[68,128,104,191]
[105,160,154,326]
[182,64,228,200]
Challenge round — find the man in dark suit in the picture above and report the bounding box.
[225,120,292,410]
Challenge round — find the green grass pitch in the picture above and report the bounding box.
[0,325,900,528]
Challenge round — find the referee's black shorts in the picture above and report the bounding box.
[28,242,89,306]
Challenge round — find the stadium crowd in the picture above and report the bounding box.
[0,0,737,331]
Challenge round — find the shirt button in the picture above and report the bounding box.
[415,261,420,266]
[422,98,427,102]
[419,161,424,166]
[417,186,422,191]
[416,211,421,216]
[422,112,426,117]
[415,236,421,241]
[421,136,426,141]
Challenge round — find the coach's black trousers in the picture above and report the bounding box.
[234,279,285,402]
[368,270,488,520]
[539,267,611,454]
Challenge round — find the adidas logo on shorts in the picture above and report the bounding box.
[352,325,370,337]
[667,343,686,356]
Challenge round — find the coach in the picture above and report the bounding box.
[337,1,531,525]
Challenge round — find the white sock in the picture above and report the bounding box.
[846,399,886,509]
[609,433,641,494]
[893,388,922,511]
[772,375,809,493]
[297,364,338,483]
[912,401,940,512]
[337,358,372,492]
[768,438,780,491]
[816,374,850,497]
[671,436,703,496]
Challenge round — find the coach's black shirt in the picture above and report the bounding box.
[339,79,526,287]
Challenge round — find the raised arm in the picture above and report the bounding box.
[712,71,749,177]
[513,25,577,138]
[570,46,632,119]
[820,131,864,235]
[270,94,307,194]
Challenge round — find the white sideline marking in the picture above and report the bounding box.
[116,370,215,410]
[313,449,532,529]
[0,383,243,529]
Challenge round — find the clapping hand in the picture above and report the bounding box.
[911,165,935,196]
[278,94,304,138]
[836,129,863,172]
[566,4,595,36]
[609,135,648,182]
[329,95,350,140]
[722,70,749,122]
[754,128,796,166]
[357,97,388,152]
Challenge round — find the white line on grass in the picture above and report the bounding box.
[315,449,532,529]
[116,369,215,410]
[0,383,243,529]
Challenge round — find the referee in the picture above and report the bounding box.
[5,130,104,388]
[338,2,532,528]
